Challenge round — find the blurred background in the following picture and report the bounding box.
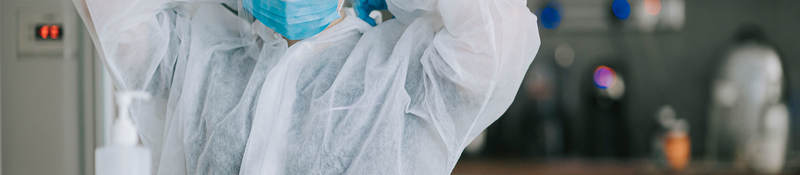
[0,0,798,174]
[453,0,800,174]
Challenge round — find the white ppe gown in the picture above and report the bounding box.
[74,0,540,174]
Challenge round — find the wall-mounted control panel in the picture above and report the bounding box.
[17,6,64,58]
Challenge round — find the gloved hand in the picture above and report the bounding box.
[353,0,387,26]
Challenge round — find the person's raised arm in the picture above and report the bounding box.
[402,0,541,162]
[72,0,187,91]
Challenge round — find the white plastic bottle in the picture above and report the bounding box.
[95,91,152,175]
[748,104,789,174]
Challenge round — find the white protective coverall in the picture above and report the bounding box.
[72,0,540,174]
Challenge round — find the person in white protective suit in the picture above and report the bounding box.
[72,0,540,174]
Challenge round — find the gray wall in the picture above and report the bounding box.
[0,0,95,174]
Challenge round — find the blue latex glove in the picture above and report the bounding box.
[353,0,387,26]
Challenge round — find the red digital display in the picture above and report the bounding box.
[35,24,63,40]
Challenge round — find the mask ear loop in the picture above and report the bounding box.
[238,0,255,23]
[337,0,345,17]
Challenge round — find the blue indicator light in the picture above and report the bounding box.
[612,0,631,20]
[541,2,561,29]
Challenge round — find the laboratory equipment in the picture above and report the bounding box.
[653,105,690,171]
[706,26,789,173]
[485,62,566,158]
[581,63,630,158]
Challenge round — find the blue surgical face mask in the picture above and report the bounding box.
[243,0,341,40]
